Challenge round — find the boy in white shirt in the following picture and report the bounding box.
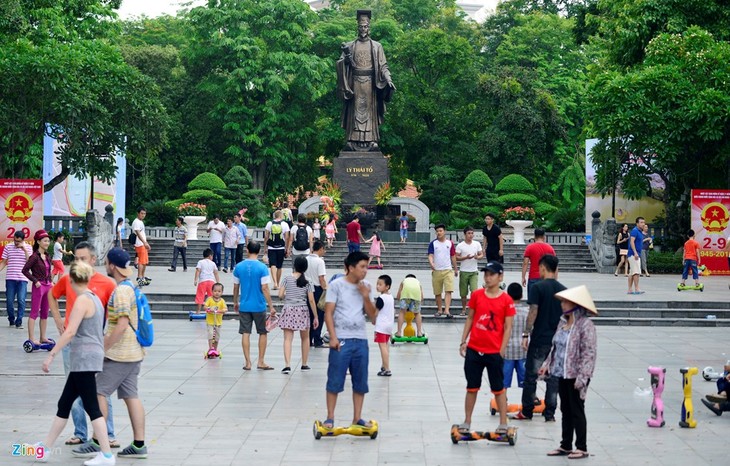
[456,226,484,316]
[194,248,221,314]
[373,275,395,377]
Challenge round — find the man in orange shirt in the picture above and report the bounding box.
[681,230,701,288]
[48,242,119,448]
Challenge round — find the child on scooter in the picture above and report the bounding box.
[680,230,701,288]
[204,283,227,355]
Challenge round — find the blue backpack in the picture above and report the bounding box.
[121,281,154,347]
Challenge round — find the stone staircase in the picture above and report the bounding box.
[6,294,727,327]
[132,238,596,272]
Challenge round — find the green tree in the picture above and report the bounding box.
[0,0,167,190]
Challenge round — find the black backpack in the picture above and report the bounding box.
[293,225,309,251]
[267,220,285,247]
[128,231,137,247]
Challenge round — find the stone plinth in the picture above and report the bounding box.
[333,151,389,205]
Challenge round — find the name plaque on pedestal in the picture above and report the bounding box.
[333,151,390,205]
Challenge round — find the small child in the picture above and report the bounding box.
[366,231,385,269]
[373,275,395,376]
[681,229,701,287]
[194,248,220,314]
[312,218,321,240]
[504,283,528,389]
[51,232,72,284]
[395,274,425,337]
[325,217,337,248]
[204,283,227,352]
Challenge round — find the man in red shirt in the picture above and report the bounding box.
[521,228,555,300]
[346,216,366,253]
[458,261,515,434]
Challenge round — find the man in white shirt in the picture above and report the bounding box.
[207,215,225,270]
[456,226,484,316]
[132,207,151,287]
[428,224,458,318]
[305,241,328,347]
[289,214,313,256]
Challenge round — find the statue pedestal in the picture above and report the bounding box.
[333,151,390,205]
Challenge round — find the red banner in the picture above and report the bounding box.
[691,189,730,275]
[0,179,44,256]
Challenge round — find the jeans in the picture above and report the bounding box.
[5,279,27,326]
[521,343,559,418]
[682,259,698,280]
[503,358,526,388]
[224,248,236,270]
[210,242,222,268]
[171,246,187,270]
[347,241,360,254]
[62,346,115,440]
[235,244,245,264]
[526,278,540,302]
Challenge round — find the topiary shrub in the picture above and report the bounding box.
[495,174,535,194]
[182,189,223,203]
[188,172,226,191]
[451,170,498,227]
[496,193,538,207]
[534,201,560,219]
[224,166,253,188]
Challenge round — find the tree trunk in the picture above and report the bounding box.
[251,158,268,192]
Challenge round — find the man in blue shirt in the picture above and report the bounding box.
[233,241,276,370]
[627,216,646,294]
[233,213,249,264]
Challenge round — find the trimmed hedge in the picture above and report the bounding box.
[462,169,493,191]
[182,189,223,202]
[188,172,226,191]
[497,193,538,207]
[495,174,535,194]
[646,251,683,274]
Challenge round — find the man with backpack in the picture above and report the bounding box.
[288,213,313,257]
[263,210,290,290]
[78,247,148,459]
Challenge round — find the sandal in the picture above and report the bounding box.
[354,419,373,428]
[109,439,120,448]
[457,422,471,433]
[257,365,274,370]
[547,448,572,456]
[568,450,589,460]
[65,436,84,445]
[322,418,334,429]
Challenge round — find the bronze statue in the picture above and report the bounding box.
[337,10,395,152]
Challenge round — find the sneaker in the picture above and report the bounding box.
[377,369,392,376]
[84,452,116,465]
[117,444,148,459]
[282,367,291,374]
[544,416,556,422]
[222,268,228,273]
[16,325,23,329]
[168,268,175,272]
[137,279,146,287]
[511,411,532,421]
[301,365,311,371]
[73,440,101,457]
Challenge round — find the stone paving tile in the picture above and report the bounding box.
[2,316,728,465]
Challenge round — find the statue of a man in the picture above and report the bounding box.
[337,10,396,152]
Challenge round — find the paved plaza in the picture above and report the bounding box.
[1,266,729,465]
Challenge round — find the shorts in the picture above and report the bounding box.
[326,338,369,394]
[135,245,149,265]
[207,324,221,341]
[629,255,641,275]
[52,260,65,275]
[374,332,390,343]
[238,312,268,335]
[30,281,52,319]
[399,299,421,313]
[459,271,479,297]
[432,269,454,295]
[195,280,214,305]
[464,348,505,394]
[400,228,408,239]
[267,249,285,269]
[96,359,142,399]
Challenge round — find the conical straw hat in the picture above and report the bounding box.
[555,285,598,315]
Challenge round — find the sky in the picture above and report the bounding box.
[116,0,498,20]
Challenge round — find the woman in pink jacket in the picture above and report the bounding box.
[540,285,597,460]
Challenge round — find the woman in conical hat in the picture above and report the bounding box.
[540,285,597,460]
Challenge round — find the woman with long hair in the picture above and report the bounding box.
[22,229,53,346]
[278,256,318,374]
[114,218,124,248]
[614,224,629,276]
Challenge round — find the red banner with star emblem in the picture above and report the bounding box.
[691,189,730,275]
[0,179,43,256]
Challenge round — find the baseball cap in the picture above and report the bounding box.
[106,247,134,277]
[481,261,504,274]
